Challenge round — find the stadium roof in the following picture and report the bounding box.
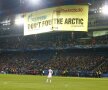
[0,0,96,16]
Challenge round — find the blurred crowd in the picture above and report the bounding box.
[0,34,108,49]
[0,33,108,77]
[0,51,108,77]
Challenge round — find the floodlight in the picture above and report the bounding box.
[102,5,108,15]
[15,17,24,25]
[29,0,40,5]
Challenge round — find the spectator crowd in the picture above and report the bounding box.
[0,51,108,77]
[0,34,108,49]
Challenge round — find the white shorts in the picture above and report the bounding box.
[48,74,52,78]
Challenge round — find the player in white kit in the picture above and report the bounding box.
[46,68,53,83]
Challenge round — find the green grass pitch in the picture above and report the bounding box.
[0,74,108,90]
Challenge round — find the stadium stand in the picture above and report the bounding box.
[0,0,108,77]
